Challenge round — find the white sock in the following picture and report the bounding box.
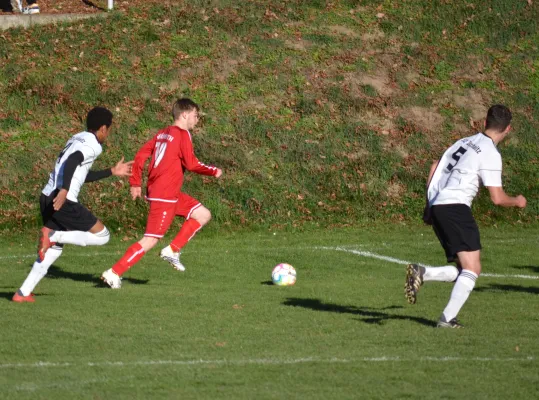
[19,244,63,296]
[442,269,478,321]
[51,227,110,246]
[423,266,459,282]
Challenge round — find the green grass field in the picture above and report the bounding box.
[1,224,537,399]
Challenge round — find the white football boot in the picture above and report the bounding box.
[160,245,186,271]
[101,268,122,289]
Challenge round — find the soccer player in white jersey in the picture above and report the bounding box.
[12,107,133,303]
[405,104,527,328]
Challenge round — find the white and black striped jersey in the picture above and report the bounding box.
[427,133,503,208]
[42,131,103,202]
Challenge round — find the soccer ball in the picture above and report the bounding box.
[271,263,296,286]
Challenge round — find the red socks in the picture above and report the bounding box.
[112,242,145,276]
[111,219,202,277]
[170,219,201,252]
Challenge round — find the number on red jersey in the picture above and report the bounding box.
[154,142,167,168]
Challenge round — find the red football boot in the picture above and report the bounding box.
[12,292,36,303]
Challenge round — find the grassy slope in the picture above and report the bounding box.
[0,0,538,233]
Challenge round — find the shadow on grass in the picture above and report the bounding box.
[512,265,539,274]
[0,292,51,301]
[261,280,274,285]
[47,265,149,287]
[283,298,436,327]
[475,284,539,295]
[0,291,15,301]
[82,0,106,11]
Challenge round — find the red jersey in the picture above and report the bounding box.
[129,126,217,201]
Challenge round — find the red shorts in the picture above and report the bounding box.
[144,193,201,238]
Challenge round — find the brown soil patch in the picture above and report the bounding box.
[452,89,488,122]
[357,110,395,134]
[383,141,409,159]
[213,53,247,82]
[386,182,406,200]
[403,106,445,132]
[326,25,359,38]
[284,39,310,52]
[454,55,490,83]
[361,28,385,42]
[344,67,395,98]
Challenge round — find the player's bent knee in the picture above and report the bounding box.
[203,210,212,225]
[191,206,211,225]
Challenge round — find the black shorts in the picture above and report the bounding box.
[431,204,481,263]
[40,191,98,232]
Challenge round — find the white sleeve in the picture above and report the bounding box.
[72,142,97,164]
[479,152,502,187]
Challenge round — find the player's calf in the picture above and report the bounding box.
[50,227,110,247]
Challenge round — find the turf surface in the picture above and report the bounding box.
[1,225,537,398]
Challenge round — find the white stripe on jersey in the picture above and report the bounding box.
[428,133,502,207]
[145,196,178,203]
[42,131,103,203]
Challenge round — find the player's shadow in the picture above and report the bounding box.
[475,284,539,295]
[0,291,16,301]
[0,292,51,301]
[82,0,106,11]
[47,265,149,287]
[512,265,539,274]
[283,298,436,327]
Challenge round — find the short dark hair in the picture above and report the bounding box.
[86,107,113,132]
[485,104,512,132]
[172,98,199,120]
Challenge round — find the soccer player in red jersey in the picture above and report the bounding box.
[100,98,222,288]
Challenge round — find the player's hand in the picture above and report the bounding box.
[111,157,134,177]
[515,195,527,208]
[130,186,142,200]
[53,189,68,211]
[215,168,223,178]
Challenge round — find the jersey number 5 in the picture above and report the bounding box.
[446,146,467,171]
[154,142,168,168]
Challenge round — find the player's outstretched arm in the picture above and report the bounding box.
[215,168,223,178]
[111,157,134,177]
[85,157,133,183]
[487,186,527,208]
[178,131,220,176]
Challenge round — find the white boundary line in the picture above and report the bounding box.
[0,356,535,369]
[2,246,538,280]
[317,246,539,280]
